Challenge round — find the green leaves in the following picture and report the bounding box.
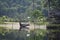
[49,0,60,10]
[31,10,43,19]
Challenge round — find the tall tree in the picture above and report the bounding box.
[47,0,60,40]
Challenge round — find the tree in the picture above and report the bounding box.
[31,10,46,24]
[31,10,43,20]
[49,0,60,10]
[47,0,60,40]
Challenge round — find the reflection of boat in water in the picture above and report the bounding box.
[19,22,30,31]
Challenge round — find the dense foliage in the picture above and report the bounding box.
[0,0,48,21]
[47,0,60,40]
[30,10,47,25]
[48,0,60,10]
